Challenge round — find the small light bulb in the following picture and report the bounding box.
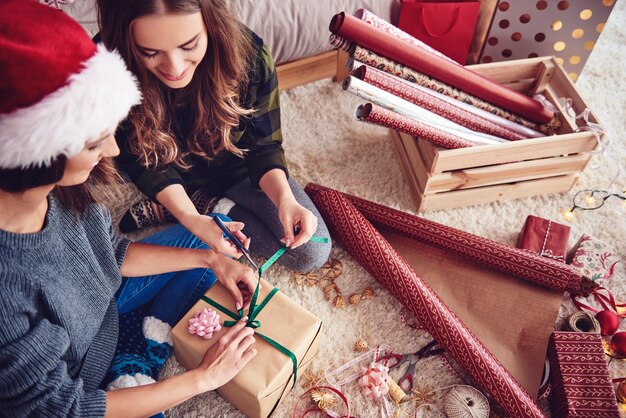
[561,209,575,222]
[585,194,596,205]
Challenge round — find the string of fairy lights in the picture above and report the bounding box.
[561,188,626,222]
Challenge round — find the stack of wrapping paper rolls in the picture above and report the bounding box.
[329,9,563,149]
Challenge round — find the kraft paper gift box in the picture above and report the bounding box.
[568,234,621,282]
[548,331,620,418]
[172,279,322,418]
[517,215,571,262]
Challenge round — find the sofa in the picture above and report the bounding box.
[47,0,402,90]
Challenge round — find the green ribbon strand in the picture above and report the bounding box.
[200,235,328,388]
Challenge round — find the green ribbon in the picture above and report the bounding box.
[200,235,329,388]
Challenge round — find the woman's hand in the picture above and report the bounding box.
[184,213,249,259]
[211,252,258,310]
[195,317,257,392]
[278,199,318,249]
[155,185,248,258]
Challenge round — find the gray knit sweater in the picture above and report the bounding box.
[0,195,130,417]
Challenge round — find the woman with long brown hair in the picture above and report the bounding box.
[96,0,331,273]
[0,2,258,416]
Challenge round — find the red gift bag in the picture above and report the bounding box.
[398,0,480,65]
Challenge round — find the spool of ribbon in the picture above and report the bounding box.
[562,311,601,333]
[443,385,489,418]
[201,235,329,388]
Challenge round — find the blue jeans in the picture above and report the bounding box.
[115,217,228,326]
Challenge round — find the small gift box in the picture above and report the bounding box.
[517,215,570,262]
[548,332,619,418]
[568,234,621,282]
[172,279,322,418]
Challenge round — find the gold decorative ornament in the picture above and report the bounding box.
[355,339,369,352]
[302,368,326,389]
[348,293,362,305]
[323,283,338,301]
[311,388,336,412]
[321,259,343,279]
[292,272,319,287]
[293,258,375,309]
[333,295,346,309]
[411,384,436,407]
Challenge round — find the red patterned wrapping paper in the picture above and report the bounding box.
[568,234,622,283]
[356,103,475,149]
[354,65,527,141]
[348,45,558,136]
[548,332,620,418]
[517,215,571,262]
[329,12,554,124]
[354,8,460,66]
[327,186,588,295]
[305,183,545,418]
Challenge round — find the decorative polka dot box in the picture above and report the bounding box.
[480,0,615,81]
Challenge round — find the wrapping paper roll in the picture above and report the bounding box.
[344,76,504,144]
[341,188,589,295]
[351,45,552,136]
[354,8,460,66]
[353,65,527,141]
[304,183,545,418]
[330,12,554,124]
[356,103,475,149]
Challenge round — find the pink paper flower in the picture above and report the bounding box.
[359,362,390,400]
[188,308,221,340]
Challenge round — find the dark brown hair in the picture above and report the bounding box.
[97,0,253,169]
[0,157,121,213]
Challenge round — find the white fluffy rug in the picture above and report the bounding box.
[147,3,625,417]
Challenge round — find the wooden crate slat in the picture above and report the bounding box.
[426,131,596,173]
[466,57,546,84]
[416,135,438,171]
[426,154,590,192]
[389,130,424,209]
[397,131,431,192]
[420,174,578,212]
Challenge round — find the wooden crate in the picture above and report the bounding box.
[391,56,601,213]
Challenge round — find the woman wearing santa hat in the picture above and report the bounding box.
[0,1,258,416]
[95,0,332,273]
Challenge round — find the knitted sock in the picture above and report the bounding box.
[105,309,173,390]
[119,190,218,233]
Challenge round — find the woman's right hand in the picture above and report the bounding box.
[184,213,249,259]
[195,317,257,392]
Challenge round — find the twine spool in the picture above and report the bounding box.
[388,378,408,404]
[444,385,489,418]
[562,311,601,333]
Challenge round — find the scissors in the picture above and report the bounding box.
[211,215,259,271]
[378,339,444,391]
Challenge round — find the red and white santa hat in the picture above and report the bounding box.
[0,0,142,169]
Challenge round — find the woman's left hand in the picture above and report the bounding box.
[277,199,318,249]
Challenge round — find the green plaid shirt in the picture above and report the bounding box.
[115,30,287,200]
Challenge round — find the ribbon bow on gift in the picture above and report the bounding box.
[201,236,328,388]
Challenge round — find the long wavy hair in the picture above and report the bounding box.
[97,0,253,169]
